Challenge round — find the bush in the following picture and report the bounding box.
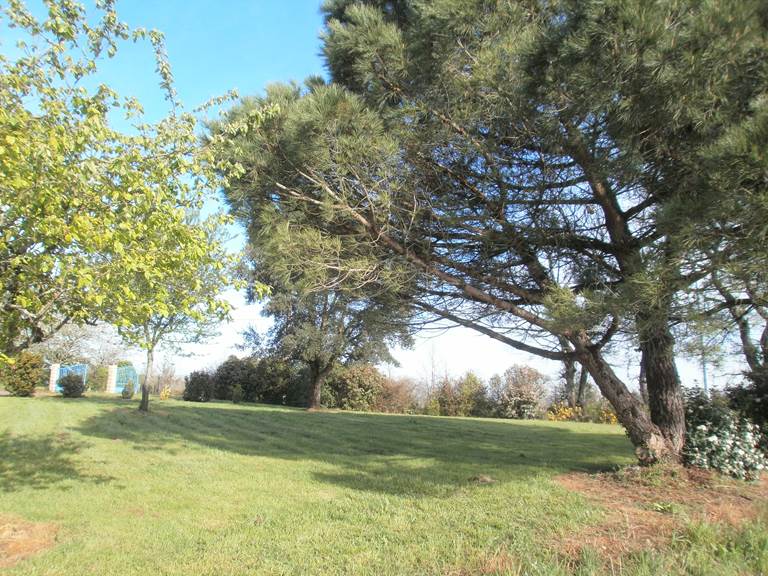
[89,365,108,391]
[373,377,418,414]
[547,402,582,422]
[212,355,258,401]
[325,364,385,411]
[183,370,214,402]
[0,352,44,396]
[727,369,768,434]
[59,373,86,398]
[121,379,135,399]
[159,385,171,400]
[683,388,766,480]
[489,365,547,419]
[231,384,243,404]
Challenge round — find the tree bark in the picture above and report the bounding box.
[638,360,649,406]
[574,337,677,463]
[639,321,686,458]
[307,362,331,409]
[576,365,589,407]
[562,351,578,407]
[139,347,154,412]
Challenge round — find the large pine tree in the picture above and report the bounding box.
[212,0,768,461]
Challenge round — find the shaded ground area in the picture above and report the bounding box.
[556,464,768,558]
[73,400,631,497]
[0,430,112,493]
[0,516,58,569]
[1,396,766,575]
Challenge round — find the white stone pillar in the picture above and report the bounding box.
[48,364,61,393]
[107,364,118,393]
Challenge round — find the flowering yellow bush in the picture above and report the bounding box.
[160,386,172,401]
[546,403,582,422]
[597,406,619,425]
[546,402,619,424]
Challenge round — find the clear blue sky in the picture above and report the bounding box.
[102,1,327,122]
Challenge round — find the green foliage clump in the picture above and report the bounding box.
[727,369,768,433]
[253,356,304,405]
[684,388,766,480]
[372,377,417,414]
[325,364,385,411]
[0,352,44,396]
[121,380,135,400]
[89,365,108,392]
[488,366,548,420]
[213,356,257,401]
[231,384,243,404]
[59,374,86,398]
[183,371,214,402]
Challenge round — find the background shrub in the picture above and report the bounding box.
[121,379,135,399]
[325,364,385,411]
[232,383,243,404]
[727,370,768,446]
[683,388,766,480]
[59,373,86,398]
[373,377,418,414]
[183,371,214,402]
[88,365,108,391]
[489,365,548,419]
[0,352,44,396]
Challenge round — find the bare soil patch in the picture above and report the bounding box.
[0,515,58,568]
[555,465,768,558]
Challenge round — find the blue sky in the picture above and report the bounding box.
[100,1,328,122]
[3,1,732,388]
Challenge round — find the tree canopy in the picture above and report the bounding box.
[0,0,245,375]
[211,0,768,462]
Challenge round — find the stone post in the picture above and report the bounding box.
[48,364,61,393]
[107,364,117,393]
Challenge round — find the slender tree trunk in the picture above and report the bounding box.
[563,357,577,408]
[139,347,154,412]
[638,360,649,406]
[576,365,588,407]
[639,320,686,457]
[574,336,677,463]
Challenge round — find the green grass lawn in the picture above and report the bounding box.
[0,395,766,575]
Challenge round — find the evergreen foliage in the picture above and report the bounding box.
[59,374,86,398]
[0,351,43,396]
[183,371,214,403]
[211,0,768,461]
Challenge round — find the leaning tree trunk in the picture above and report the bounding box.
[638,319,686,458]
[574,335,678,464]
[139,348,154,412]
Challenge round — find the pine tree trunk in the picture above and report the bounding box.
[639,323,686,456]
[638,361,649,406]
[563,356,577,408]
[576,365,588,407]
[139,348,154,412]
[575,340,677,463]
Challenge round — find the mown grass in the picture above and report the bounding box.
[0,395,765,575]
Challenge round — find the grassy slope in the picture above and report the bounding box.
[0,395,765,575]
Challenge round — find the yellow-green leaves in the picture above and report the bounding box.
[0,0,258,355]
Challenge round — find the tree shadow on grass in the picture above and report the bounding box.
[0,430,113,493]
[74,400,635,497]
